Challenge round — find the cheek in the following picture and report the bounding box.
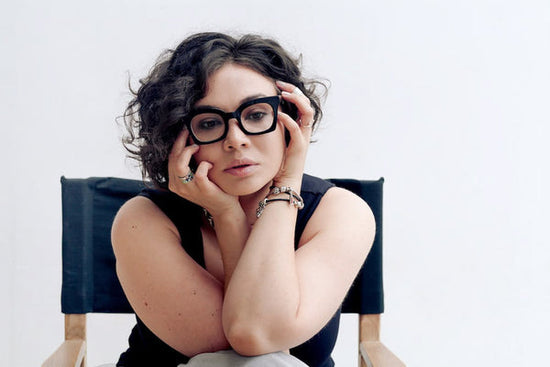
[192,149,205,163]
[272,120,285,141]
[268,128,287,162]
[191,145,217,167]
[277,123,287,151]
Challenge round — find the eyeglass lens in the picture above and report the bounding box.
[189,101,275,143]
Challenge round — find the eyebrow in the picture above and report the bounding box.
[195,93,271,111]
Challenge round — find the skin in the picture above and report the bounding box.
[112,63,376,357]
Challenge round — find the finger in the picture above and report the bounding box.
[291,86,305,97]
[276,80,300,94]
[176,171,195,185]
[276,81,314,125]
[278,112,312,143]
[193,161,212,186]
[168,129,199,183]
[172,144,199,176]
[170,128,189,158]
[169,149,198,192]
[276,80,308,101]
[280,91,315,128]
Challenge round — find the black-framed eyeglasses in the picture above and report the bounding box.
[183,96,280,145]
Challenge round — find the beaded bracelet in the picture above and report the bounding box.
[256,186,305,218]
[268,185,299,197]
[268,185,304,208]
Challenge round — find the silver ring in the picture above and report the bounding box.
[293,87,304,96]
[177,171,194,184]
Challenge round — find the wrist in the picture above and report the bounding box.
[204,202,244,227]
[272,178,302,193]
[256,184,305,218]
[210,205,244,222]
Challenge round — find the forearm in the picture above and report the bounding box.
[222,187,304,350]
[212,209,250,290]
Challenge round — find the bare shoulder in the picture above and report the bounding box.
[112,195,179,236]
[111,195,179,251]
[300,186,375,248]
[322,186,375,220]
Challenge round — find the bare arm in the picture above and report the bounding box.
[209,210,249,290]
[222,186,375,355]
[111,196,231,356]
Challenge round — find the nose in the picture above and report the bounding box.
[223,119,250,150]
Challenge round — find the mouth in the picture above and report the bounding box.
[224,159,258,176]
[232,164,251,169]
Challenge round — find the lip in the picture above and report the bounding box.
[224,158,258,177]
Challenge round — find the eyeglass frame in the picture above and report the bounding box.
[182,95,281,145]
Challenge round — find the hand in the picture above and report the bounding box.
[168,129,240,217]
[274,80,315,187]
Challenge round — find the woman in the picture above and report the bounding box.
[112,32,375,367]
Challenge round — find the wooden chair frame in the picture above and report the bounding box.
[359,314,404,367]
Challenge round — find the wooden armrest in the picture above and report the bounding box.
[42,339,86,367]
[360,341,405,367]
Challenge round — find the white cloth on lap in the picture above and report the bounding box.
[94,350,307,367]
[178,350,308,367]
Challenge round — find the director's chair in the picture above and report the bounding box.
[42,176,405,367]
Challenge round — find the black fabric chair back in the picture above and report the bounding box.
[329,178,384,314]
[60,176,384,315]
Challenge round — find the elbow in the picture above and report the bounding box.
[224,320,272,356]
[222,301,300,355]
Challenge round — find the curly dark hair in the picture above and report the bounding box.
[122,32,327,188]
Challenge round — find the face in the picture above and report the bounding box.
[191,63,286,196]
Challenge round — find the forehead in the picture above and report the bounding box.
[197,63,277,110]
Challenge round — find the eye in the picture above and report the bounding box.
[198,119,223,130]
[190,113,224,132]
[245,111,267,121]
[242,103,273,123]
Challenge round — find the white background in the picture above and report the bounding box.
[2,1,549,366]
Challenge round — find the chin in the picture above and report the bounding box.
[225,184,268,197]
[217,177,272,197]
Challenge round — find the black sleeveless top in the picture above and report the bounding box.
[117,174,339,367]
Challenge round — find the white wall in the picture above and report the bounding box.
[2,0,549,366]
